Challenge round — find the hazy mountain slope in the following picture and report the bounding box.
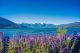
[0,17,80,28]
[0,17,20,28]
[56,22,80,28]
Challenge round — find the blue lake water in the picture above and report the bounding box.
[0,28,80,38]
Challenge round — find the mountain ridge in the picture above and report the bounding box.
[0,17,80,28]
[0,17,20,28]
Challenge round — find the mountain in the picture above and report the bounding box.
[56,22,80,28]
[20,22,80,28]
[0,17,20,28]
[0,17,80,29]
[20,23,56,28]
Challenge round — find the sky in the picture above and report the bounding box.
[0,0,80,25]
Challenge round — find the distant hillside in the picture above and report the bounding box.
[0,17,20,28]
[20,22,80,28]
[0,17,80,29]
[57,22,80,28]
[20,23,56,28]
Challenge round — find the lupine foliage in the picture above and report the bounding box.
[0,28,80,53]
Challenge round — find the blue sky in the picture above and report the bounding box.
[0,0,80,25]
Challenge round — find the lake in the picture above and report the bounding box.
[0,28,80,38]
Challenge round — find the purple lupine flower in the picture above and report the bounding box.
[62,47,69,53]
[29,37,34,51]
[50,42,55,48]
